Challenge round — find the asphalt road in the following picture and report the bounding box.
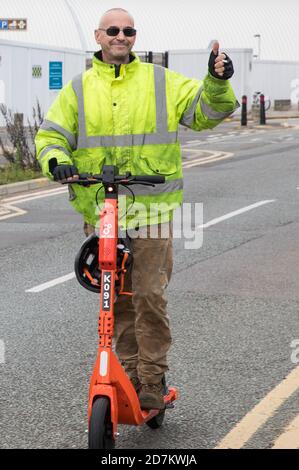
[0,120,299,449]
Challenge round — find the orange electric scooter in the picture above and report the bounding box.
[65,165,178,449]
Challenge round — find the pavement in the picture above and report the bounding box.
[0,177,58,197]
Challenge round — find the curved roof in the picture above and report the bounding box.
[0,0,298,60]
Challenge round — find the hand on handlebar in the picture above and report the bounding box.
[51,164,79,182]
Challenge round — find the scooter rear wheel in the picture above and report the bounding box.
[88,397,115,449]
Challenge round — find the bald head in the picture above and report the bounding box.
[99,8,134,28]
[95,8,137,65]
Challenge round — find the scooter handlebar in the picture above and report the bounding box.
[130,175,165,184]
[62,173,165,185]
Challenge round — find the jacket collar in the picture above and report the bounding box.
[92,50,140,79]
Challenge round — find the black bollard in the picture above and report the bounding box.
[260,94,266,125]
[148,51,153,63]
[241,95,247,126]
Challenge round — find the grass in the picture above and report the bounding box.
[0,164,43,185]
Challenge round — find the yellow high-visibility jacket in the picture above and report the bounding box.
[35,52,239,228]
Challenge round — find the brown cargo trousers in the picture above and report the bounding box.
[84,221,173,385]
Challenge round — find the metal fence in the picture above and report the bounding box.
[85,51,169,70]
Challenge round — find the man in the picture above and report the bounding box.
[35,8,238,410]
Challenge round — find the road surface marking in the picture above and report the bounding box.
[26,272,75,293]
[185,139,204,145]
[183,152,234,168]
[2,187,67,204]
[271,413,299,449]
[197,200,275,229]
[0,204,27,220]
[0,187,68,221]
[215,365,299,449]
[0,207,11,216]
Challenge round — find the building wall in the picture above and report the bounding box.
[0,40,85,126]
[252,60,299,105]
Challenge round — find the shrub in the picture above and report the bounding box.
[0,101,43,171]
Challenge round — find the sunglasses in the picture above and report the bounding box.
[97,27,137,37]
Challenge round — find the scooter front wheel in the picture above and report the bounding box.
[88,396,115,449]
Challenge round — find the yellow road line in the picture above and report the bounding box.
[183,152,234,168]
[0,207,11,216]
[272,414,299,449]
[0,204,27,221]
[215,365,299,449]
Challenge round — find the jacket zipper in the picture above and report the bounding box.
[114,64,121,78]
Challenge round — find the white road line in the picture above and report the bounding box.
[26,272,76,293]
[205,133,223,137]
[181,141,204,148]
[184,139,204,145]
[197,200,275,229]
[2,187,67,204]
[182,148,209,153]
[215,365,299,449]
[5,189,67,204]
[271,414,299,449]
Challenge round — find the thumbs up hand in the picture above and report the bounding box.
[208,41,234,80]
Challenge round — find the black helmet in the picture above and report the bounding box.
[74,234,132,294]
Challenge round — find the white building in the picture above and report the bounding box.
[0,38,85,126]
[0,0,299,125]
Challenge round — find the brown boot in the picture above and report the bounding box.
[139,383,165,410]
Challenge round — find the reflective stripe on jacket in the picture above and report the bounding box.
[35,53,239,228]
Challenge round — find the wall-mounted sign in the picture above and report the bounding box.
[49,62,63,90]
[32,66,42,79]
[0,19,27,30]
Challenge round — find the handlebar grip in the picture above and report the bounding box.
[134,175,165,184]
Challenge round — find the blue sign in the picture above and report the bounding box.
[49,61,63,90]
[0,20,8,30]
[0,19,27,30]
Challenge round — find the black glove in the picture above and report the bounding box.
[208,49,234,80]
[51,164,79,182]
